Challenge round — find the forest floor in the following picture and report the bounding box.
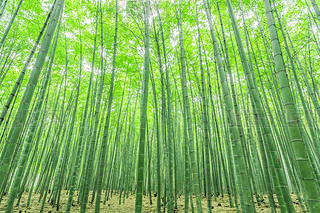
[0,191,303,212]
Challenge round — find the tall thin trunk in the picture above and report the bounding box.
[263,0,320,211]
[0,0,64,191]
[135,0,150,212]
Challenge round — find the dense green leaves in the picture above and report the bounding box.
[0,0,320,212]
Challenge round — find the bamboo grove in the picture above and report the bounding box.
[0,0,320,212]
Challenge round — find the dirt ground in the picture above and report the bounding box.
[0,191,303,212]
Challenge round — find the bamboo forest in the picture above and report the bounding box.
[2,0,320,212]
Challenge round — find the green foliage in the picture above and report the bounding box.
[1,0,320,212]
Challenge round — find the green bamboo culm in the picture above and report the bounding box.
[0,0,64,192]
[263,0,320,212]
[311,0,320,22]
[4,17,61,213]
[202,0,256,211]
[0,0,23,50]
[65,17,90,213]
[135,0,150,212]
[195,6,213,212]
[0,0,55,128]
[80,2,105,211]
[94,0,118,211]
[226,0,295,211]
